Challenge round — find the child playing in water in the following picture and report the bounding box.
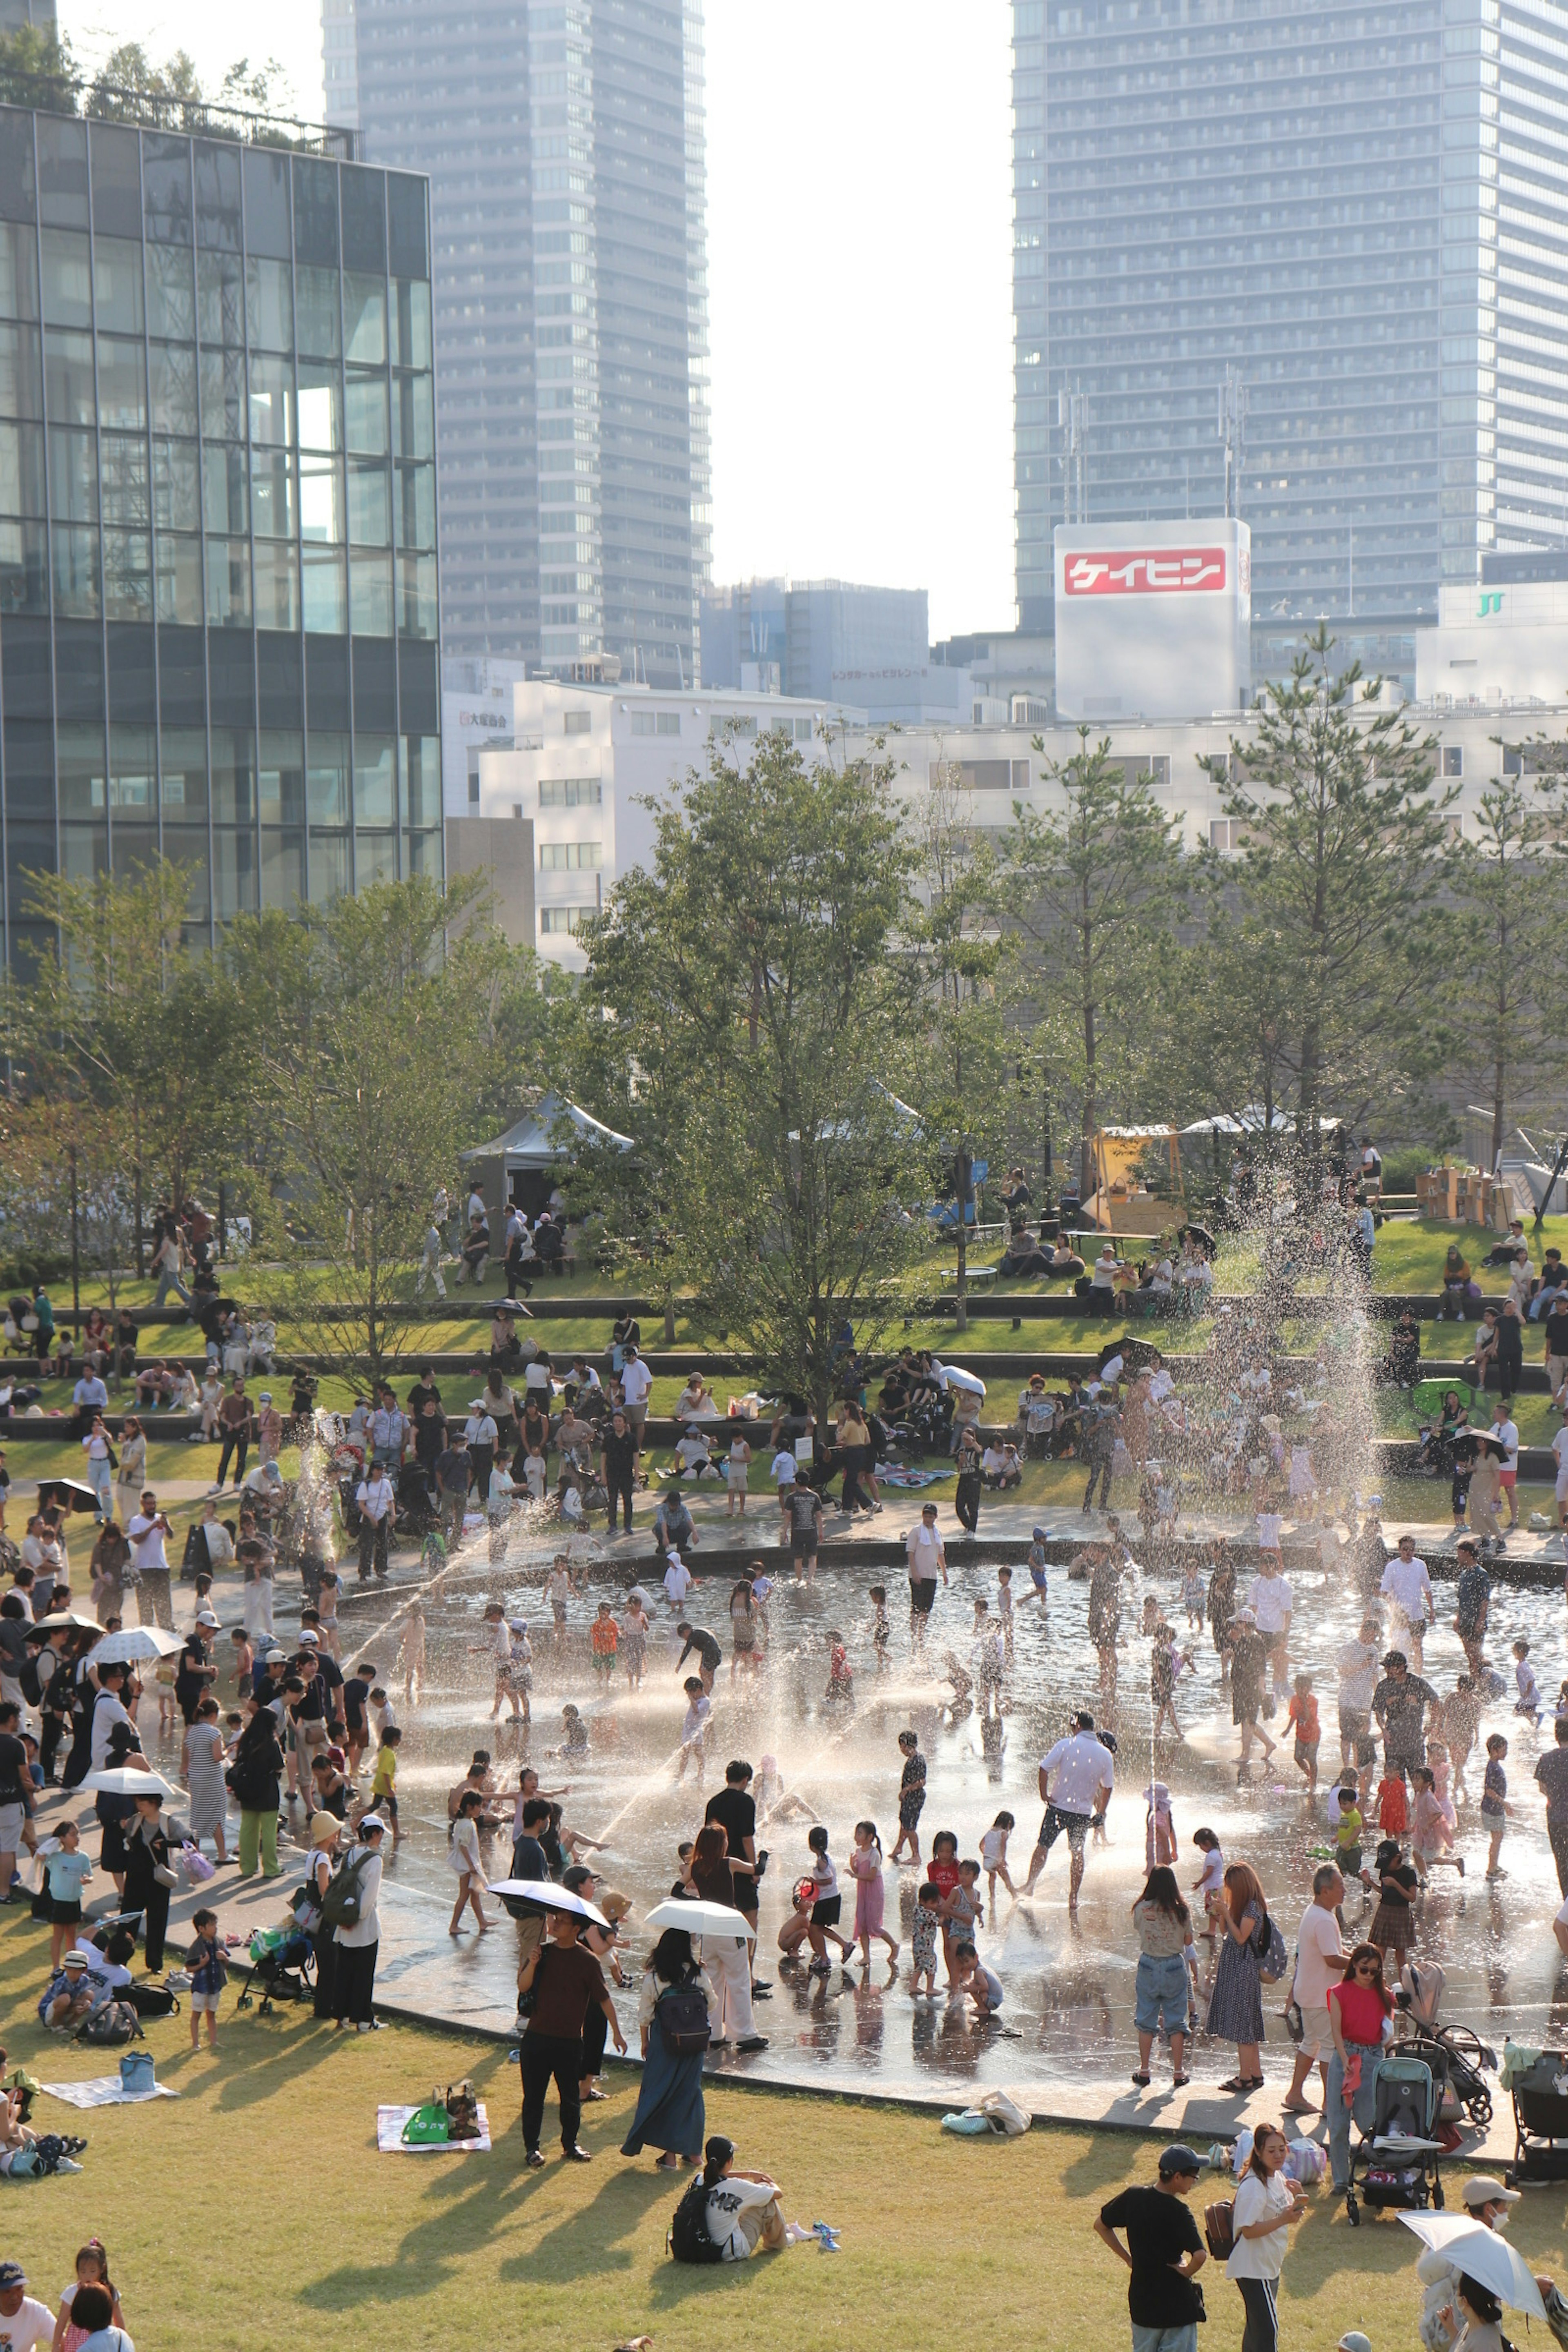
[1180,1560,1205,1631]
[910,1882,941,1996]
[621,1593,649,1689]
[927,1829,962,1914]
[891,1729,927,1866]
[1025,1527,1049,1606]
[940,1858,984,1980]
[825,1630,853,1700]
[849,1820,899,1970]
[369,1723,403,1843]
[1411,1764,1463,1881]
[1286,1671,1321,1792]
[1150,1624,1183,1742]
[676,1677,710,1781]
[996,1564,1015,1661]
[1481,1732,1512,1876]
[1376,1761,1410,1838]
[1330,1777,1364,1884]
[317,1567,342,1662]
[1145,1782,1176,1869]
[1192,1825,1225,1942]
[980,1811,1016,1905]
[755,1752,815,1826]
[869,1584,891,1669]
[1514,1639,1544,1728]
[590,1601,619,1680]
[803,1824,853,1971]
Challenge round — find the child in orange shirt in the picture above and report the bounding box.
[589,1601,619,1679]
[1376,1762,1409,1837]
[1285,1671,1321,1792]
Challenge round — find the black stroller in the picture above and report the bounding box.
[396,1460,440,1536]
[1507,2051,1568,2185]
[232,1924,316,2017]
[1344,2053,1446,2225]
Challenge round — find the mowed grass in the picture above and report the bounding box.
[0,1931,1541,2352]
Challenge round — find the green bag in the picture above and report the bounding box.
[401,2101,450,2147]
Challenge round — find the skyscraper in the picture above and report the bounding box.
[1013,0,1568,680]
[0,99,441,969]
[339,0,710,687]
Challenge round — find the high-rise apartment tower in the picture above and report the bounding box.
[334,0,710,686]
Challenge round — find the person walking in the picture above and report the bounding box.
[953,1426,983,1534]
[125,1491,174,1630]
[1326,1941,1395,2193]
[121,1790,174,1973]
[354,1461,396,1583]
[905,1504,947,1647]
[1227,2123,1308,2352]
[182,1695,229,1866]
[689,1824,766,2048]
[113,1417,147,1523]
[516,1906,628,2164]
[332,1813,387,2031]
[1021,1708,1115,1910]
[1380,1534,1435,1670]
[621,1926,715,2170]
[1283,1864,1347,2116]
[1130,1868,1200,2091]
[1094,2142,1208,2352]
[599,1407,638,1536]
[1206,1861,1267,2094]
[1535,1713,1568,1895]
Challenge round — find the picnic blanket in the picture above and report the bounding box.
[377,2103,492,2154]
[41,2076,179,2108]
[878,1467,954,1490]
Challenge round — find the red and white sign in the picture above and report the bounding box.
[1063,548,1227,597]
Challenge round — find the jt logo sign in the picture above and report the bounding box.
[1477,592,1503,617]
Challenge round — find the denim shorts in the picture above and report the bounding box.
[1134,1950,1192,2035]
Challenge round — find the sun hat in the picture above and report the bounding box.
[61,1951,89,1970]
[309,1812,341,1848]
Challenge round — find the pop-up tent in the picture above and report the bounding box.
[462,1091,632,1215]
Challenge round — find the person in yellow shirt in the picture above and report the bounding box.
[368,1726,403,1843]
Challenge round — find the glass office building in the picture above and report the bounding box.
[0,102,441,965]
[1013,0,1568,676]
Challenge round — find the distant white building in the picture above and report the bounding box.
[1416,582,1568,708]
[476,679,864,968]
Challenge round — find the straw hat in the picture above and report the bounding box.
[309,1811,342,1847]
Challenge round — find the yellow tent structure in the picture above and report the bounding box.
[1084,1126,1184,1233]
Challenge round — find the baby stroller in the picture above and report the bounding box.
[396,1459,439,1537]
[1345,2053,1446,2225]
[233,1923,316,2017]
[1393,1959,1496,2129]
[1507,2050,1568,2185]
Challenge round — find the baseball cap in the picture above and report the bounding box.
[1383,1650,1408,1670]
[195,1609,219,1627]
[0,2262,25,2290]
[1463,2174,1521,2207]
[1032,1526,1048,1541]
[1158,2144,1203,2179]
[297,1629,320,1646]
[357,1813,386,1835]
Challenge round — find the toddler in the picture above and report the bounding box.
[941,1858,984,1977]
[1286,1671,1321,1791]
[1026,1528,1049,1606]
[1411,1764,1463,1880]
[186,1907,228,2049]
[590,1601,619,1679]
[996,1565,1015,1661]
[1144,1781,1176,1870]
[980,1811,1016,1904]
[868,1585,891,1668]
[370,1723,402,1841]
[911,1881,941,1996]
[804,1824,853,1970]
[1376,1762,1409,1838]
[1192,1826,1225,1940]
[825,1630,853,1700]
[1329,1778,1364,1882]
[557,1703,589,1756]
[400,1596,426,1706]
[1180,1561,1205,1630]
[1481,1733,1512,1877]
[676,1677,711,1780]
[316,1567,343,1661]
[891,1729,926,1865]
[1514,1639,1543,1728]
[849,1820,898,1969]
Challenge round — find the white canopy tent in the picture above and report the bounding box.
[462,1091,632,1214]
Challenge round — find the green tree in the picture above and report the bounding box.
[904,757,1016,1329]
[0,24,74,106]
[229,872,510,1383]
[575,726,934,1414]
[1448,778,1554,1169]
[998,727,1186,1196]
[1203,626,1453,1131]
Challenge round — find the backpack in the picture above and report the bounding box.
[668,2174,725,2265]
[1256,1910,1289,1984]
[18,1648,44,1706]
[655,1980,712,2059]
[319,1851,373,1931]
[77,2000,141,2047]
[1203,2197,1235,2261]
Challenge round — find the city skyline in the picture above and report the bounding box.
[59,0,1014,643]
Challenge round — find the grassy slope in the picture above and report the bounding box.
[0,1930,1538,2352]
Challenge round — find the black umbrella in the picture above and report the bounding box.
[1101,1336,1161,1374]
[1181,1223,1216,1252]
[36,1477,105,1515]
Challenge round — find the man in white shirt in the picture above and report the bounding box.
[1380,1533,1434,1671]
[126,1490,174,1629]
[88,1662,132,1771]
[355,1464,397,1582]
[1247,1555,1294,1697]
[0,2260,56,2352]
[904,1505,947,1649]
[1336,1615,1383,1776]
[1553,1406,1568,1536]
[1022,1708,1116,1909]
[1490,1398,1521,1532]
[619,1348,653,1443]
[1284,1864,1348,2116]
[416,1220,447,1300]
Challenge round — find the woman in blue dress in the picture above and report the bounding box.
[620,1927,715,2172]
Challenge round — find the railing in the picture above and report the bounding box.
[0,67,356,158]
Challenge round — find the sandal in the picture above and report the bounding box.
[1130,2070,1151,2087]
[1218,2075,1252,2094]
[1172,2074,1190,2088]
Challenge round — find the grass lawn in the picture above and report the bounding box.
[0,1934,1536,2352]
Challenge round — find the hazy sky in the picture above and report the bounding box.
[60,0,1015,637]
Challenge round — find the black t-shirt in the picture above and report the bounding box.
[601,1427,638,1481]
[1098,2185,1203,2328]
[528,1940,607,2039]
[704,1784,757,1858]
[407,1378,443,1412]
[313,1653,344,1697]
[1548,1306,1568,1357]
[789,1486,820,1540]
[679,1628,722,1673]
[0,1727,28,1806]
[343,1676,370,1729]
[511,1831,550,1880]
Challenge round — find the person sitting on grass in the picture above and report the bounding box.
[698,2134,798,2261]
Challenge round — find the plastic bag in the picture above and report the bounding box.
[180,1842,216,1884]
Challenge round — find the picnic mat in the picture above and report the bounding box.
[377,2104,492,2154]
[878,1467,954,1489]
[41,2076,180,2108]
